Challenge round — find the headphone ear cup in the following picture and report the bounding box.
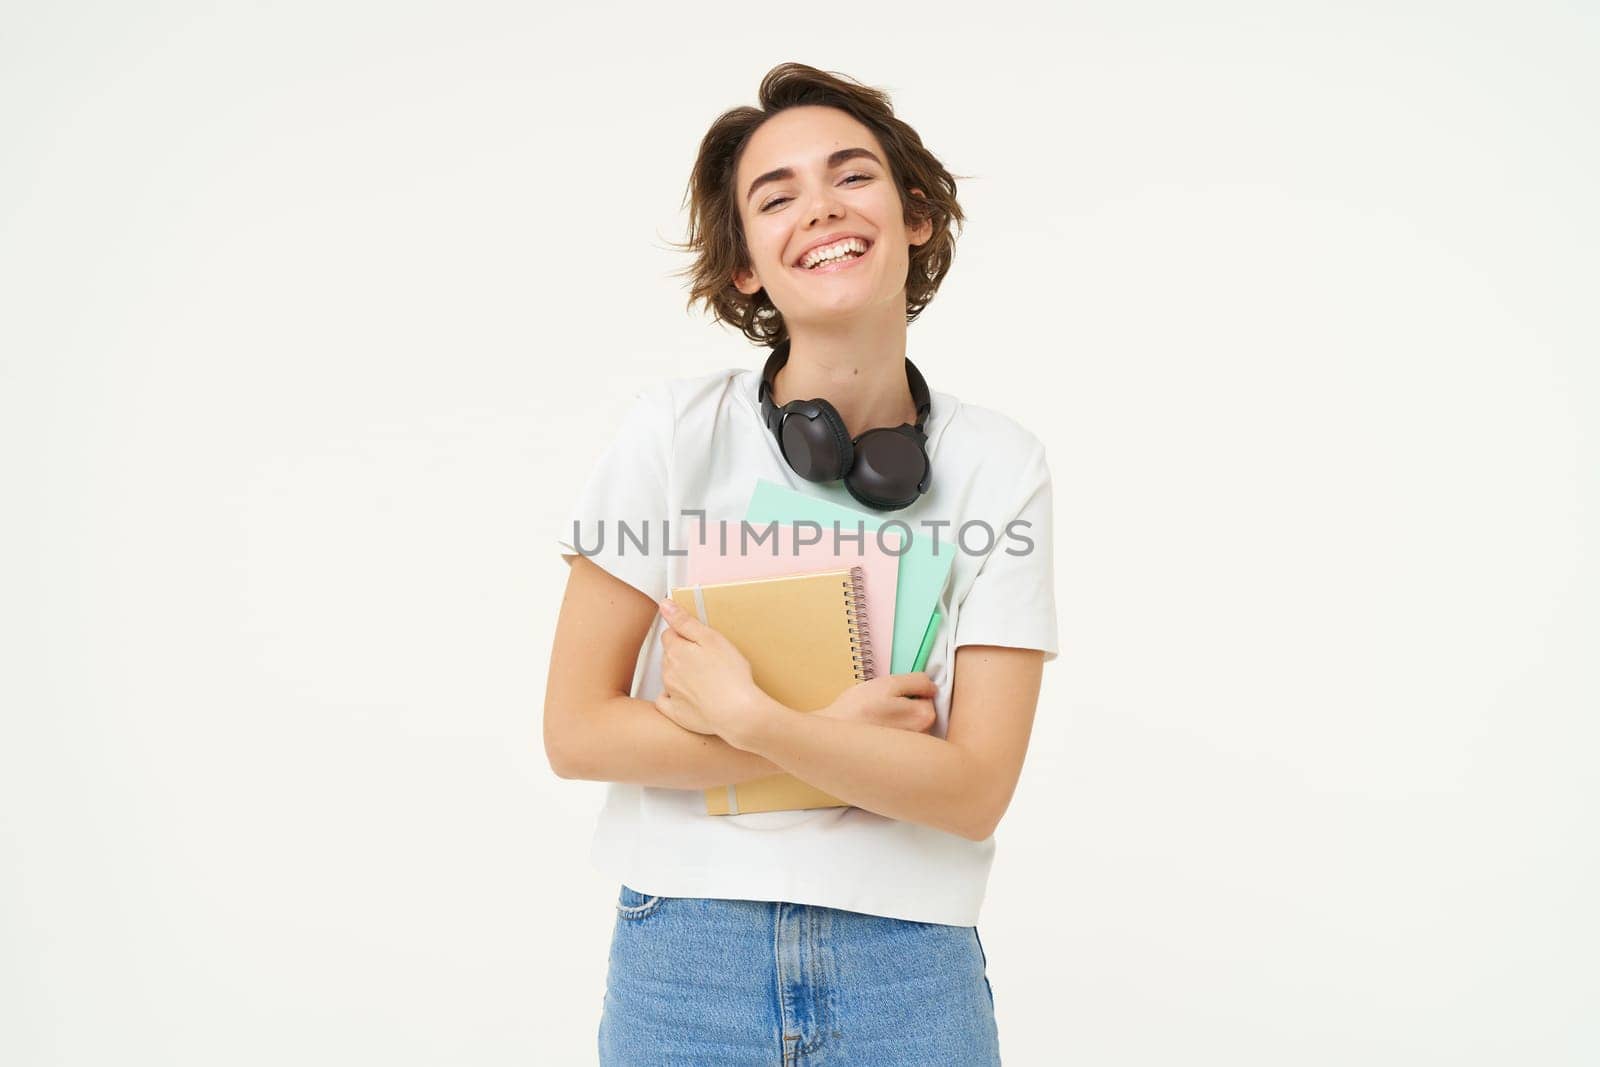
[841,426,930,511]
[811,398,855,476]
[780,398,857,483]
[841,475,891,510]
[777,398,854,481]
[842,461,922,511]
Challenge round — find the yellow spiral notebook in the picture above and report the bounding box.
[668,566,876,815]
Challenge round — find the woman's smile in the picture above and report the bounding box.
[793,240,873,276]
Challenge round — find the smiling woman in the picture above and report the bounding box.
[672,64,965,349]
[544,61,1056,1066]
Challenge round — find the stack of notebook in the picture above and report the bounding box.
[665,480,958,816]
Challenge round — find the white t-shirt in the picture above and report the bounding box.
[555,363,1058,926]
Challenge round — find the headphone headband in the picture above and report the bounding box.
[756,337,935,511]
[759,338,931,437]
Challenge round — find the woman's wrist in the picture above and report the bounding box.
[720,689,792,753]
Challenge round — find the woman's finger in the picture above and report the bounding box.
[892,672,936,698]
[657,598,714,644]
[904,697,937,730]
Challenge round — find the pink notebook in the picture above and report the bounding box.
[686,520,901,671]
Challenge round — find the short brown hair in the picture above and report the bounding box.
[671,62,967,347]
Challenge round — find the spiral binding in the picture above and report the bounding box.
[844,565,876,681]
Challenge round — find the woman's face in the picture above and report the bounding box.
[732,105,931,327]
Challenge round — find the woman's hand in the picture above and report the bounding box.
[817,672,939,733]
[652,690,720,736]
[653,598,764,738]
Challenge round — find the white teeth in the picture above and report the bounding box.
[800,238,868,269]
[805,248,861,268]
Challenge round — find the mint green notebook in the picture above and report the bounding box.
[745,480,954,674]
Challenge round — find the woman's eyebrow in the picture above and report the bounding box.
[745,147,884,204]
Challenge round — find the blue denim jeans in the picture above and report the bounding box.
[598,885,1002,1066]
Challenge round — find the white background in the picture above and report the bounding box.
[3,2,1595,1064]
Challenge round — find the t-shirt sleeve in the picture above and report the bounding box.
[952,438,1060,663]
[554,381,674,603]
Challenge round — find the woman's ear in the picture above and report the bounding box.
[906,187,934,248]
[732,265,763,296]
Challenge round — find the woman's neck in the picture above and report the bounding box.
[770,317,920,438]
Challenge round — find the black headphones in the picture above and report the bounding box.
[758,337,933,511]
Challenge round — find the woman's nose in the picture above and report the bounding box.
[804,187,845,226]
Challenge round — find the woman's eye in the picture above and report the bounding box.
[761,174,874,212]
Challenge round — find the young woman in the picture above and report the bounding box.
[546,63,1057,1066]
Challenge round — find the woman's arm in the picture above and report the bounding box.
[543,555,787,788]
[728,645,1044,841]
[654,600,1044,841]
